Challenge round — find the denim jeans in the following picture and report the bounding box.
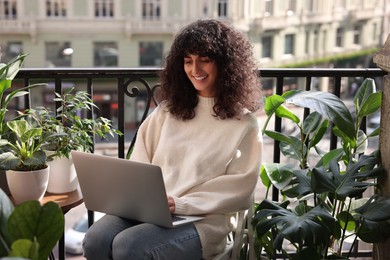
[82,214,202,260]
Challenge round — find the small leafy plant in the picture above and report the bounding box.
[253,78,390,259]
[0,119,52,171]
[28,88,122,158]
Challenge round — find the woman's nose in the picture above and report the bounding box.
[192,62,200,74]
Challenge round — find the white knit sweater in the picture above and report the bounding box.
[131,96,263,259]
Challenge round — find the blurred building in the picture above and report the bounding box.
[0,0,389,131]
[0,0,388,68]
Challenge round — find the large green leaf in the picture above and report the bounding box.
[7,201,64,260]
[264,94,285,116]
[254,200,335,251]
[275,104,300,123]
[357,219,390,243]
[6,120,28,139]
[309,118,329,149]
[285,91,355,140]
[312,155,382,200]
[283,169,312,198]
[280,136,305,161]
[0,152,20,171]
[315,148,344,168]
[357,92,382,118]
[261,163,294,191]
[302,111,323,135]
[353,78,376,110]
[0,54,27,81]
[264,130,292,144]
[354,195,390,222]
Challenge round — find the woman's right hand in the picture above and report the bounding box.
[167,196,176,213]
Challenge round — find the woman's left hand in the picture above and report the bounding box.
[167,196,176,213]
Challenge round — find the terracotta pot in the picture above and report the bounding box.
[47,154,78,193]
[6,166,49,204]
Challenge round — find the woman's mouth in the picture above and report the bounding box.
[194,76,207,81]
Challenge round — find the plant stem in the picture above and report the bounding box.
[347,218,364,259]
[339,200,352,255]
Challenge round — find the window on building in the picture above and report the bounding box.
[218,0,227,17]
[95,0,114,17]
[353,24,361,45]
[0,0,17,19]
[265,0,273,16]
[202,0,208,16]
[287,0,296,15]
[336,0,347,8]
[336,27,344,47]
[322,30,327,52]
[45,42,72,67]
[0,42,22,63]
[142,0,160,20]
[94,42,118,67]
[261,36,273,58]
[313,30,319,52]
[46,0,66,17]
[139,42,163,67]
[307,0,314,13]
[284,34,295,55]
[305,31,310,54]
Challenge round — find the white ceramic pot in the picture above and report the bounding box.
[47,154,78,193]
[6,166,49,204]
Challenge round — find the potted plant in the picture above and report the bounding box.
[0,118,55,204]
[252,78,390,259]
[0,54,47,196]
[0,188,64,260]
[27,88,121,193]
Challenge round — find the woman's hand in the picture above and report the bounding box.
[167,196,176,213]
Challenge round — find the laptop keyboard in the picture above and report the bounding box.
[172,215,186,222]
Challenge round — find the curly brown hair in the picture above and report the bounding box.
[159,19,262,120]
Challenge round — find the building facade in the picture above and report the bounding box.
[0,0,389,130]
[0,0,389,68]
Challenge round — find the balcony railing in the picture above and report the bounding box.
[13,67,387,258]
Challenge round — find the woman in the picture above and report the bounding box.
[83,19,263,260]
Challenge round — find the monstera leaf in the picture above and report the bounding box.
[254,199,335,251]
[312,154,383,200]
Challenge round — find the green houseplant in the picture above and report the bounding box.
[32,87,121,158]
[0,54,44,193]
[0,54,50,199]
[0,118,55,203]
[253,78,390,259]
[0,188,64,260]
[26,88,121,193]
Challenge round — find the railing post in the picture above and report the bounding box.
[373,34,390,260]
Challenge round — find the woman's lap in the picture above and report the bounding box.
[83,214,202,260]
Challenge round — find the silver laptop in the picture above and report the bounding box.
[71,151,204,228]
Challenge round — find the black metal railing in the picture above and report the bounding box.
[14,67,387,258]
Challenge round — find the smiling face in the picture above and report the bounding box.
[183,54,218,97]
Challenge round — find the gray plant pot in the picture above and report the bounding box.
[0,170,10,195]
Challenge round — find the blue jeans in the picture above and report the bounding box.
[82,214,203,260]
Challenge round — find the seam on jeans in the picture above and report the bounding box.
[143,232,200,259]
